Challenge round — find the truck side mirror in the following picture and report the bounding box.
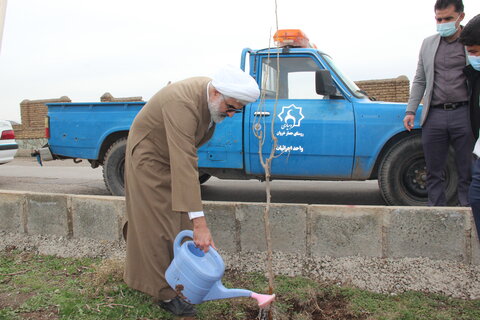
[315,70,337,96]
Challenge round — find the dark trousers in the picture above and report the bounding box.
[422,105,473,206]
[469,158,480,242]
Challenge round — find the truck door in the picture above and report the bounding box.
[246,55,355,178]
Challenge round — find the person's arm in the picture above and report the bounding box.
[403,113,416,131]
[404,41,427,130]
[188,211,215,252]
[162,101,214,252]
[192,216,215,252]
[163,101,203,212]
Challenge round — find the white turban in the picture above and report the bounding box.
[211,65,260,103]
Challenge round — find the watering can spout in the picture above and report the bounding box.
[251,292,276,308]
[202,281,276,307]
[202,280,251,302]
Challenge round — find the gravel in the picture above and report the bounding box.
[1,231,479,300]
[223,252,480,300]
[0,231,126,259]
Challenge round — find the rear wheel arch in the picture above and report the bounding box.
[98,131,129,165]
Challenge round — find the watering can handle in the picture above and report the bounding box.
[173,229,194,258]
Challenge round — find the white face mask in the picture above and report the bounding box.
[468,55,480,71]
[436,14,461,37]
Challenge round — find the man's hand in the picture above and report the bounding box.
[192,216,215,253]
[403,114,415,131]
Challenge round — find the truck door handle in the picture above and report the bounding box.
[254,111,271,116]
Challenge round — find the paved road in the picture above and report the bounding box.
[0,158,386,205]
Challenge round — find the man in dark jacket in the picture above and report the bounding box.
[462,14,480,244]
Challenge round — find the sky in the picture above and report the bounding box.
[1,0,480,123]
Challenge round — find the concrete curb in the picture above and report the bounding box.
[0,190,478,265]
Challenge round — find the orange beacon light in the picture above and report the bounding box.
[273,29,314,48]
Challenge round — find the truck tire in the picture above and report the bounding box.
[378,135,458,206]
[103,138,127,196]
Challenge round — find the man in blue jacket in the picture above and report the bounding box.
[463,14,480,244]
[403,0,472,206]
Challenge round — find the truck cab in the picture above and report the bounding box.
[199,48,359,178]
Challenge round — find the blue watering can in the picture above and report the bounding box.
[165,230,275,307]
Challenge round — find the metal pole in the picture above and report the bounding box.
[0,0,8,54]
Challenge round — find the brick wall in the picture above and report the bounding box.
[100,92,143,102]
[13,96,72,140]
[355,75,410,103]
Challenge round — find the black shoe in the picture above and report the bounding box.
[158,296,197,317]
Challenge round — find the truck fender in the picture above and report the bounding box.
[97,131,129,165]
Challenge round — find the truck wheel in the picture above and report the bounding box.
[199,173,211,184]
[378,135,458,206]
[103,138,127,196]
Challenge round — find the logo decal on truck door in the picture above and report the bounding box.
[275,104,305,153]
[278,104,304,130]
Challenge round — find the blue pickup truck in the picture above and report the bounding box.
[35,31,457,206]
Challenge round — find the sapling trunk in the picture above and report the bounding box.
[255,3,279,319]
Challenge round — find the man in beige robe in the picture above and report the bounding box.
[123,65,260,317]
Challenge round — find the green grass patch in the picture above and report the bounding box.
[0,249,479,319]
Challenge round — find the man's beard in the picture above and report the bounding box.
[208,96,227,123]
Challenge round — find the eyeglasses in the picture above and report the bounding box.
[222,94,244,113]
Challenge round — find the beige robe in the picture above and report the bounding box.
[124,77,215,300]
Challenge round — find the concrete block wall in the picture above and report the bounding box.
[309,205,384,258]
[70,195,125,241]
[15,138,48,157]
[0,190,477,265]
[0,191,125,242]
[385,207,468,261]
[26,193,70,237]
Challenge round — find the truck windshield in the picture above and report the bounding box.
[321,54,368,99]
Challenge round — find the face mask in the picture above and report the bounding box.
[436,15,460,37]
[468,55,480,71]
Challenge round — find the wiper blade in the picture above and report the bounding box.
[356,89,376,101]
